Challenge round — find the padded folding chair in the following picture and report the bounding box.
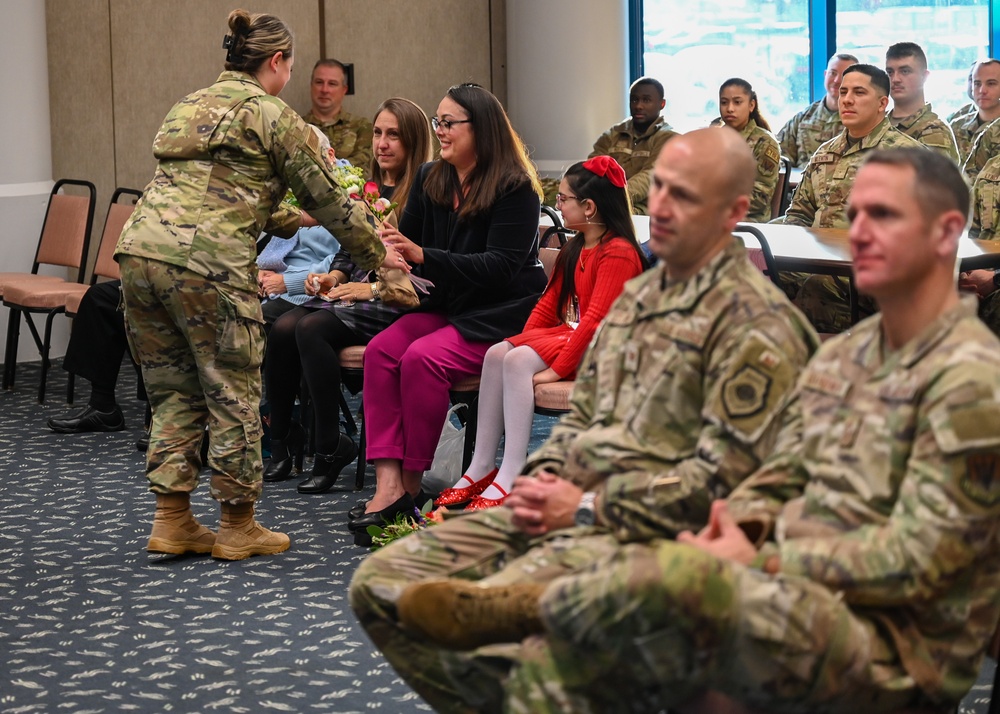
[733,223,784,292]
[1,179,96,399]
[770,156,792,220]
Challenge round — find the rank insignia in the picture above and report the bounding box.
[961,453,1000,507]
[722,365,772,419]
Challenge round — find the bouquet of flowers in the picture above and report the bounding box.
[364,497,442,550]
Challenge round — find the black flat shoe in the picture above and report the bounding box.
[297,435,358,494]
[263,423,305,482]
[47,405,125,434]
[348,493,416,546]
[348,489,428,520]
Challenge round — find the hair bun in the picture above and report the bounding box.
[227,8,252,36]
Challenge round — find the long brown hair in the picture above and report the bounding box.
[552,162,647,317]
[369,98,433,221]
[224,9,293,73]
[424,83,542,218]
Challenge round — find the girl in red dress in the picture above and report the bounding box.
[434,156,647,510]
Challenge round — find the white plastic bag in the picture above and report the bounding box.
[422,404,467,495]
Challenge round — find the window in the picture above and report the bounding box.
[638,0,991,132]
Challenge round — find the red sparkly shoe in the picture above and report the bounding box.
[433,468,499,507]
[464,483,510,511]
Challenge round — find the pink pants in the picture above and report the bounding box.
[363,312,491,472]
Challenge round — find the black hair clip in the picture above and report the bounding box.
[223,34,237,62]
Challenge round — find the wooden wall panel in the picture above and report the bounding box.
[45,0,116,271]
[108,0,321,191]
[321,0,501,126]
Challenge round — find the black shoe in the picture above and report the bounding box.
[47,405,125,434]
[348,488,428,520]
[297,435,358,494]
[136,432,149,452]
[263,424,304,482]
[348,493,416,547]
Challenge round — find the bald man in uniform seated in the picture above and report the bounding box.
[397,149,1000,714]
[349,128,818,713]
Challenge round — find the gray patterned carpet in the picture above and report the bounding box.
[0,358,996,713]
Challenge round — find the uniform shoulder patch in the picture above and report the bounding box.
[722,364,772,419]
[960,453,1000,507]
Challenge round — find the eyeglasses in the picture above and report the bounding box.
[555,193,582,205]
[431,117,472,132]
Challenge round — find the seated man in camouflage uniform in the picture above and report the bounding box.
[961,154,1000,338]
[303,59,373,168]
[885,42,959,161]
[952,59,1000,168]
[782,64,925,333]
[398,149,1000,714]
[776,52,857,169]
[349,128,818,713]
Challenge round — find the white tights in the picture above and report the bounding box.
[456,341,546,500]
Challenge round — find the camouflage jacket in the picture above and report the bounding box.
[117,72,384,295]
[962,117,1000,183]
[741,119,781,222]
[728,296,1000,706]
[971,153,1000,241]
[782,118,926,229]
[889,103,960,163]
[524,239,819,542]
[946,102,975,123]
[304,109,374,169]
[950,110,991,165]
[776,99,844,169]
[590,116,679,214]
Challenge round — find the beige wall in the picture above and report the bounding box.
[46,0,506,270]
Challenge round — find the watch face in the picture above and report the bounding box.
[575,506,596,527]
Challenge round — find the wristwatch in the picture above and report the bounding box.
[370,282,381,302]
[574,491,598,526]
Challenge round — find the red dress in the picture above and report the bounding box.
[507,236,644,379]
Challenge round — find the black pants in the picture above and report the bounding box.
[264,307,365,454]
[64,280,145,401]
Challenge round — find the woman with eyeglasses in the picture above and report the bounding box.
[348,83,547,543]
[715,77,781,222]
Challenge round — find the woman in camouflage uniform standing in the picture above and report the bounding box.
[116,9,395,560]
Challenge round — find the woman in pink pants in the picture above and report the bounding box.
[349,83,546,544]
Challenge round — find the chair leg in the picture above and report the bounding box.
[38,310,61,403]
[339,391,358,437]
[461,394,478,473]
[355,401,366,491]
[3,308,22,389]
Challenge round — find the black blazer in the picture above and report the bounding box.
[399,162,547,342]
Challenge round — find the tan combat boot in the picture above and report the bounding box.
[147,492,216,555]
[396,579,546,650]
[212,502,290,561]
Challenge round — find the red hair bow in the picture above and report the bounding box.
[582,155,627,188]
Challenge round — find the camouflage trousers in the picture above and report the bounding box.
[119,256,265,503]
[352,517,926,713]
[793,274,876,334]
[349,506,624,713]
[978,290,1000,339]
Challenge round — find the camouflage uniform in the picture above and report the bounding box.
[950,110,991,165]
[969,156,1000,337]
[349,239,819,713]
[303,108,374,169]
[946,101,975,123]
[589,116,679,214]
[739,119,781,222]
[963,116,1000,183]
[508,296,1000,714]
[116,71,384,502]
[783,118,925,333]
[775,99,844,169]
[889,103,960,162]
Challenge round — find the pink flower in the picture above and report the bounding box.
[349,192,361,200]
[363,181,379,196]
[374,197,392,212]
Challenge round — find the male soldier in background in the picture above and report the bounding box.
[885,42,959,161]
[588,76,679,214]
[397,149,1000,714]
[945,62,976,123]
[952,59,1000,166]
[961,154,1000,338]
[776,52,858,168]
[350,128,818,713]
[782,64,925,333]
[303,59,373,168]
